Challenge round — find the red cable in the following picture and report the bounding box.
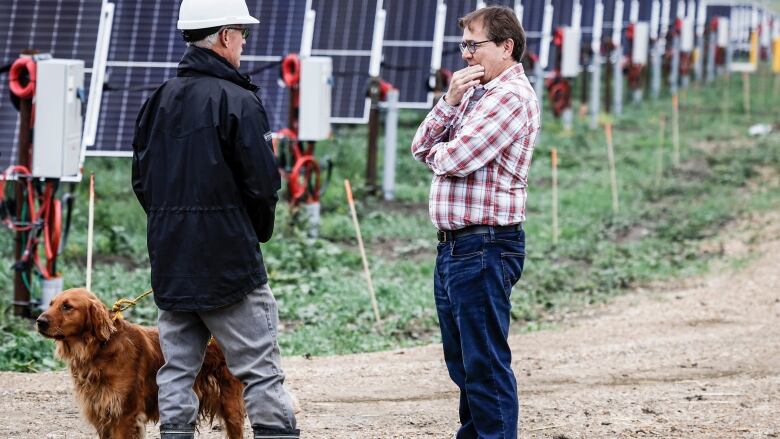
[1,167,61,279]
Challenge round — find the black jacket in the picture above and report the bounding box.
[132,46,280,311]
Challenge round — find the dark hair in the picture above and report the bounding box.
[458,6,526,62]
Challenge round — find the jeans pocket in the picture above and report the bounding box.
[500,252,525,297]
[450,234,485,259]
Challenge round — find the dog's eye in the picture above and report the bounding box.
[62,303,73,311]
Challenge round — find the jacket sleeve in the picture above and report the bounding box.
[131,97,151,213]
[227,97,281,243]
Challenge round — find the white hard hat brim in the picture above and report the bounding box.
[178,15,259,30]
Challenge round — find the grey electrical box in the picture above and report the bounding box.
[632,22,650,65]
[681,17,695,52]
[32,59,84,178]
[298,57,332,141]
[717,18,730,48]
[561,27,581,78]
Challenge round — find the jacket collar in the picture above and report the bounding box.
[177,46,258,92]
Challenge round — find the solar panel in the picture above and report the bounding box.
[380,0,439,109]
[602,0,616,33]
[0,0,104,170]
[310,0,382,124]
[581,0,597,43]
[523,0,548,58]
[618,1,632,51]
[441,0,477,76]
[638,0,653,22]
[553,0,576,29]
[706,4,731,25]
[484,1,516,9]
[90,0,307,156]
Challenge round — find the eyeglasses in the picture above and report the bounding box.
[224,26,249,39]
[459,39,493,54]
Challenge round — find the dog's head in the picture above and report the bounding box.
[37,288,115,343]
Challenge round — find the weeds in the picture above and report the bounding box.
[1,72,779,371]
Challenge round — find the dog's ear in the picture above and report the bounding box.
[88,297,115,342]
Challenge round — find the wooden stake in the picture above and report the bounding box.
[604,122,619,214]
[723,73,731,125]
[344,179,381,324]
[655,115,666,187]
[762,65,769,111]
[86,174,95,292]
[742,71,750,115]
[672,93,680,167]
[551,148,559,246]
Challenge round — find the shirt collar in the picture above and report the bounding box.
[483,62,525,90]
[459,63,524,104]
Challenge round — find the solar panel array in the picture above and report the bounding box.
[92,0,307,155]
[0,0,103,170]
[0,0,775,166]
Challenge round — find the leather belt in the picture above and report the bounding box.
[437,224,522,243]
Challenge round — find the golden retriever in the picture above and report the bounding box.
[36,288,245,439]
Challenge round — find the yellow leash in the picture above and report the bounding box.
[109,289,216,346]
[111,289,153,321]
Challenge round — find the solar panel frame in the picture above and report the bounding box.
[602,0,616,33]
[310,0,383,124]
[524,0,548,57]
[0,0,104,170]
[380,0,439,109]
[581,0,598,43]
[441,0,478,77]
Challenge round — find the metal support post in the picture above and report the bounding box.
[533,62,545,112]
[589,53,602,129]
[613,47,623,115]
[670,35,680,94]
[366,78,381,195]
[651,40,662,98]
[706,31,716,83]
[13,98,33,318]
[382,89,399,201]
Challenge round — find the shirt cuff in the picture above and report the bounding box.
[432,96,457,122]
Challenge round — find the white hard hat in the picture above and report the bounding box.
[177,0,259,30]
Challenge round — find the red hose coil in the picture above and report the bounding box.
[8,57,36,100]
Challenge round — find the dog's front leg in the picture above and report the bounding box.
[96,426,112,439]
[109,416,145,439]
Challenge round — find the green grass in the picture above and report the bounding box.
[1,69,779,371]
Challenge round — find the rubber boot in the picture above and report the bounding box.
[252,425,301,438]
[160,423,195,439]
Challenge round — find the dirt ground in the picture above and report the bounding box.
[1,212,779,439]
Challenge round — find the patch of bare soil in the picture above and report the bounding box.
[2,211,779,438]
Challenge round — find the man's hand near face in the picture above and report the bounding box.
[444,64,485,106]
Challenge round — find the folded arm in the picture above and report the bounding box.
[424,91,530,178]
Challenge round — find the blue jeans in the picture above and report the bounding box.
[434,227,525,439]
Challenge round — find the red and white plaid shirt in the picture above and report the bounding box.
[411,63,541,231]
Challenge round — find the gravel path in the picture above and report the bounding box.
[2,213,778,438]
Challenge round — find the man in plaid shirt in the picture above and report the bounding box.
[411,6,540,439]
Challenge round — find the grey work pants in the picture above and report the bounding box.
[157,283,296,431]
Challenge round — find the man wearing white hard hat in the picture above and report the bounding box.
[132,0,299,438]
